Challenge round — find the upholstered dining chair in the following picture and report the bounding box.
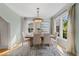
[51,32,58,48]
[43,33,52,46]
[33,33,41,46]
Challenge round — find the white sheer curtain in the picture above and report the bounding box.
[66,4,76,55]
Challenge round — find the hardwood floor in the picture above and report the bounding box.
[0,49,8,53]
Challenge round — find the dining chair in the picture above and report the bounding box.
[52,32,58,48]
[33,33,41,46]
[43,33,52,46]
[22,32,31,47]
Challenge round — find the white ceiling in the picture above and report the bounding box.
[5,3,69,18]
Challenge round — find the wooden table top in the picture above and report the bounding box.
[25,35,55,38]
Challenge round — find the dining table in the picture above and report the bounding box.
[25,34,55,46]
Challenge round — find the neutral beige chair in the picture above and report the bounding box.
[33,33,41,46]
[52,32,58,48]
[22,32,31,46]
[53,32,58,40]
[43,33,52,46]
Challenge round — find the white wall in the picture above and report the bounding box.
[0,17,10,49]
[75,4,79,55]
[0,4,21,48]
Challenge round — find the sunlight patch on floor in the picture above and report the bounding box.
[0,43,22,56]
[0,49,8,53]
[57,45,64,55]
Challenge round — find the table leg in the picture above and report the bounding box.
[30,38,33,47]
[41,37,44,45]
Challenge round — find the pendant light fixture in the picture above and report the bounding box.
[33,8,43,23]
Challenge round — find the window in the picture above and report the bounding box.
[56,26,60,36]
[41,18,50,33]
[55,11,68,39]
[63,15,68,39]
[28,23,33,33]
[56,18,60,36]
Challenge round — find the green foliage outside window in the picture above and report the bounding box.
[63,19,68,39]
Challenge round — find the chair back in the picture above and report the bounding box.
[33,33,41,45]
[43,33,51,45]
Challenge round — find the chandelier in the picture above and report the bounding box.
[33,8,43,23]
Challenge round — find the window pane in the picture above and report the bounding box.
[63,15,68,39]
